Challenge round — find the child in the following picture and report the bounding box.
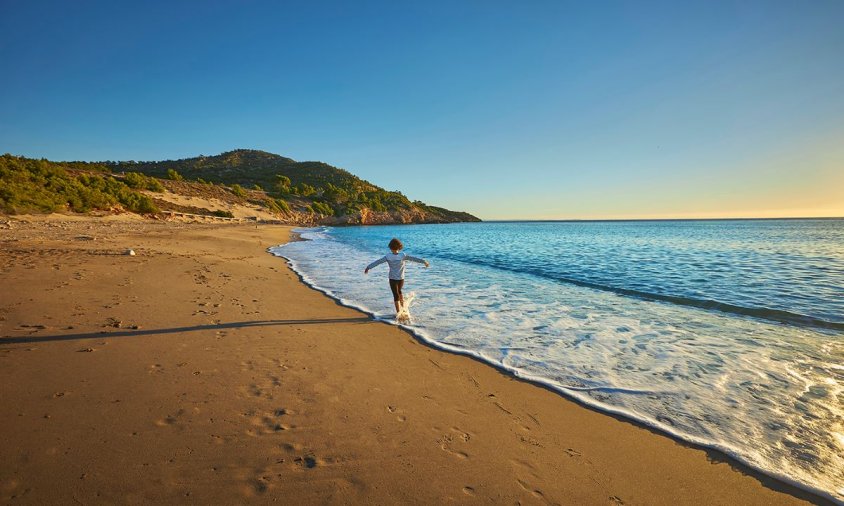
[364,237,429,317]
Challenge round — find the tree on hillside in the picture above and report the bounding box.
[311,201,335,216]
[323,183,350,206]
[294,182,316,197]
[274,175,291,194]
[269,198,290,214]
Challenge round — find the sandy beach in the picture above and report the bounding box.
[0,216,829,505]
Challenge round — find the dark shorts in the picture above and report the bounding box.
[389,279,404,301]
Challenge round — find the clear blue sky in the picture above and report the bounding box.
[2,0,843,219]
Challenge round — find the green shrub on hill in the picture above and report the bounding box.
[230,184,247,198]
[124,171,165,192]
[274,175,291,195]
[293,182,316,197]
[311,201,335,216]
[0,154,159,214]
[267,198,290,214]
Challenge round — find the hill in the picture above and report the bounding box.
[104,149,479,224]
[0,151,480,225]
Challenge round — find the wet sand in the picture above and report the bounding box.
[0,215,828,504]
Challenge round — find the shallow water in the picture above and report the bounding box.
[271,219,844,502]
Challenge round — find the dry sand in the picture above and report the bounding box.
[143,189,282,221]
[0,215,829,505]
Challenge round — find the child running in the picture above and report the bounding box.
[364,238,429,318]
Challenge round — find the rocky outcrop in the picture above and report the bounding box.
[321,207,480,226]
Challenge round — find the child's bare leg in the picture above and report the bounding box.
[398,281,405,310]
[391,279,405,316]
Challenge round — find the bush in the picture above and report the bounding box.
[0,155,159,214]
[124,171,145,188]
[265,197,291,215]
[311,201,335,216]
[117,190,158,213]
[322,183,350,205]
[230,184,247,198]
[370,198,387,212]
[147,178,165,192]
[274,175,291,195]
[276,198,290,213]
[124,171,165,192]
[295,182,316,197]
[167,168,183,181]
[211,209,234,218]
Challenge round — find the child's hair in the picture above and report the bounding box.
[389,238,403,251]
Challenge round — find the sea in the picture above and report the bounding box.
[269,219,844,502]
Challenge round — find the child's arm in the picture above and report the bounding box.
[364,256,387,274]
[405,255,430,268]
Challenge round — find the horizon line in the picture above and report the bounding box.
[478,216,844,223]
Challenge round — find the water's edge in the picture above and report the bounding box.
[267,240,840,505]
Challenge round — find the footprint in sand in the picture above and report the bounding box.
[293,455,319,469]
[493,401,513,415]
[387,405,407,422]
[272,358,291,371]
[437,429,471,459]
[516,479,548,502]
[155,408,189,428]
[451,427,471,442]
[274,442,328,472]
[280,442,303,453]
[155,416,178,427]
[239,369,284,400]
[255,409,296,435]
[16,324,47,332]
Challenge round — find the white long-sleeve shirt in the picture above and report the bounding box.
[366,252,427,280]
